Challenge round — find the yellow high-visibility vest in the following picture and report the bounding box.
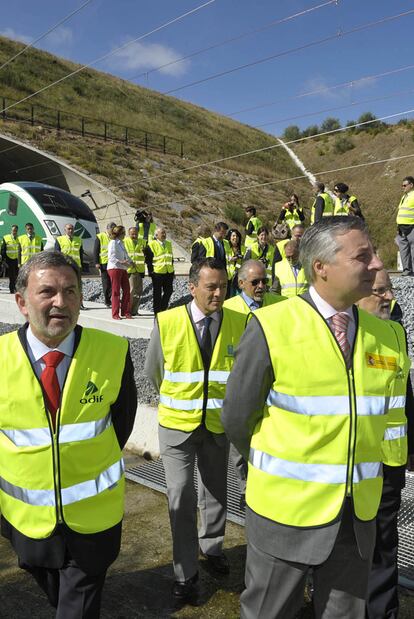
[148,239,174,274]
[157,306,246,433]
[96,232,110,265]
[283,208,303,228]
[311,192,334,224]
[223,292,285,314]
[57,235,82,267]
[274,259,308,297]
[396,191,414,225]
[247,299,410,526]
[18,234,42,265]
[245,216,263,247]
[248,242,275,282]
[3,234,19,260]
[0,328,128,538]
[334,195,358,216]
[124,237,146,274]
[138,222,156,244]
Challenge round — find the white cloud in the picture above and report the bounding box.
[302,75,377,101]
[43,26,73,49]
[107,40,190,77]
[0,28,32,45]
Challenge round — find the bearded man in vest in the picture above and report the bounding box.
[396,175,414,276]
[1,224,19,293]
[93,221,116,307]
[222,217,410,619]
[144,257,246,601]
[358,269,414,619]
[0,251,137,618]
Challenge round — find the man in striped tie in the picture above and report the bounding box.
[222,217,411,619]
[0,251,137,617]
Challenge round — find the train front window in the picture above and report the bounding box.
[25,187,96,222]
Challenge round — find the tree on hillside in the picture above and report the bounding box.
[320,117,341,133]
[283,125,301,141]
[356,111,386,132]
[302,124,319,137]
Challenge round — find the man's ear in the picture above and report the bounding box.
[15,291,29,319]
[313,259,328,280]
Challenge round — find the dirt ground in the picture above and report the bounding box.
[1,455,414,618]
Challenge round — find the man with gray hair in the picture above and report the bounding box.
[145,227,175,314]
[222,217,410,618]
[0,251,137,617]
[224,260,284,314]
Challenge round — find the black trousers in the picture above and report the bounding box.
[152,273,174,314]
[99,265,111,306]
[366,467,404,619]
[21,556,107,619]
[6,258,19,293]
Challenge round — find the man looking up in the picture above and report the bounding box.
[1,224,19,293]
[144,258,246,601]
[0,251,137,617]
[222,217,410,619]
[358,270,414,619]
[224,260,284,314]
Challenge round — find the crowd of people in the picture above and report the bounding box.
[1,177,414,618]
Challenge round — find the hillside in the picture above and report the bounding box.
[291,122,414,267]
[0,35,315,248]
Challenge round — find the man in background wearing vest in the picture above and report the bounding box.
[0,251,137,617]
[396,175,414,276]
[94,221,116,307]
[1,224,19,293]
[224,260,284,314]
[124,226,146,316]
[358,269,414,619]
[145,226,175,315]
[272,240,308,297]
[144,258,246,601]
[245,206,263,248]
[333,182,364,218]
[222,217,410,619]
[18,222,44,265]
[192,222,229,272]
[311,181,334,224]
[55,223,84,269]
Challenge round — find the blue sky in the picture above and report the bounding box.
[2,0,414,136]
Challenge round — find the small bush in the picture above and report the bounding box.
[333,136,355,154]
[223,203,245,225]
[133,187,149,203]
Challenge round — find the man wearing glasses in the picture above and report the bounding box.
[396,176,414,276]
[358,269,414,619]
[224,260,284,314]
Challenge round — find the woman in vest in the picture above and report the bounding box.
[333,182,363,218]
[226,228,244,297]
[277,194,305,229]
[107,225,133,320]
[244,226,276,284]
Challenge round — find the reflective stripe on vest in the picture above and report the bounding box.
[274,260,308,298]
[266,390,388,416]
[163,369,230,383]
[250,447,381,484]
[57,235,82,267]
[0,458,123,508]
[396,191,414,225]
[160,394,223,411]
[283,209,302,229]
[124,237,145,274]
[384,424,407,441]
[1,413,112,447]
[3,234,19,259]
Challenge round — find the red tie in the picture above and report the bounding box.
[331,313,351,367]
[40,351,65,429]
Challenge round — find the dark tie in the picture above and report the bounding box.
[331,313,351,367]
[40,351,65,430]
[200,316,213,366]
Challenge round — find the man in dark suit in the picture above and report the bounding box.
[191,222,229,271]
[222,217,410,618]
[0,251,137,618]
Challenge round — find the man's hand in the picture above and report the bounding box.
[95,264,101,270]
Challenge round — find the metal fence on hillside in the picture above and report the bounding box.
[0,96,184,157]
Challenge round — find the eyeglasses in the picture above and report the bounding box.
[248,278,267,286]
[372,286,393,297]
[402,183,411,188]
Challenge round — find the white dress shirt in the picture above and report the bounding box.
[26,326,75,388]
[107,239,130,270]
[309,285,355,346]
[190,299,220,344]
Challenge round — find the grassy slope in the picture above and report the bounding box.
[0,36,314,248]
[291,125,414,267]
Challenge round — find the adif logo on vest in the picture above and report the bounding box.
[80,381,103,404]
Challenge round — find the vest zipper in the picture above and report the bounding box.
[51,419,63,523]
[345,367,357,497]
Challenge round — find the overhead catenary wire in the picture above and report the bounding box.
[0,0,217,115]
[130,0,337,83]
[163,8,414,96]
[0,0,95,72]
[228,63,414,117]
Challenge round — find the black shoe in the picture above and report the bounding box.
[401,270,414,276]
[172,572,198,599]
[105,303,112,308]
[199,549,230,575]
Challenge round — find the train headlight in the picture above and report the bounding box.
[44,220,61,236]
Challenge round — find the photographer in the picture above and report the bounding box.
[277,193,305,229]
[244,226,276,284]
